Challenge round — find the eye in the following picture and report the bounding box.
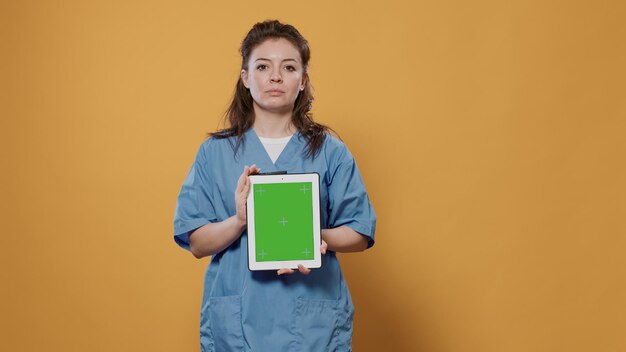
[284,65,296,72]
[256,64,268,71]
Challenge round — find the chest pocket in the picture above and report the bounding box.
[292,298,354,352]
[200,295,244,352]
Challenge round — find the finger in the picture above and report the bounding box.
[297,264,311,275]
[246,164,257,176]
[236,166,249,193]
[320,240,328,255]
[239,180,249,204]
[242,177,251,198]
[236,175,244,194]
[277,268,295,275]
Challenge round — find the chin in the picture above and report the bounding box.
[258,103,294,114]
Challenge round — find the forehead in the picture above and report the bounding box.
[249,38,302,63]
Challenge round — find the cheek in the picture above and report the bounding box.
[287,75,303,89]
[248,71,263,84]
[248,77,263,93]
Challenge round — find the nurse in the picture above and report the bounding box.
[174,20,376,351]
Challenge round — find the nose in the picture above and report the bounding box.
[270,68,282,83]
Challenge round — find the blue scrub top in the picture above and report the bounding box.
[174,128,376,352]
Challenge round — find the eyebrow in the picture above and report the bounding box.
[254,58,299,63]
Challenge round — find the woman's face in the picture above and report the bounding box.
[242,38,306,116]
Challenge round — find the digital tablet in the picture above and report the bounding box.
[246,173,322,271]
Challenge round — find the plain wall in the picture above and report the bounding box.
[2,0,625,351]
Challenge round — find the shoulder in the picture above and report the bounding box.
[321,132,353,163]
[198,135,239,155]
[321,132,345,149]
[188,137,228,167]
[202,135,236,148]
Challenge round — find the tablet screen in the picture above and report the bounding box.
[253,182,314,261]
[247,173,321,271]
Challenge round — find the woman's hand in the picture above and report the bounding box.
[188,164,261,259]
[277,240,328,275]
[235,164,261,226]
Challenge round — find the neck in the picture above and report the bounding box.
[252,105,296,138]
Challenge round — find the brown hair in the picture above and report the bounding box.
[211,19,333,158]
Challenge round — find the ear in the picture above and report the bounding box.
[300,72,308,91]
[241,69,249,88]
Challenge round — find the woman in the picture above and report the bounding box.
[174,20,376,351]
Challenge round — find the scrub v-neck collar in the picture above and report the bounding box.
[245,128,302,171]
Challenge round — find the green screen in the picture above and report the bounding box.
[253,182,314,261]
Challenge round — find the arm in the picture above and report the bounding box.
[189,216,246,259]
[189,164,260,259]
[322,225,369,252]
[276,226,367,275]
[278,141,376,275]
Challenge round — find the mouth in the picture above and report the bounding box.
[266,89,285,95]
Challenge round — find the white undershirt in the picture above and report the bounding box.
[258,134,293,163]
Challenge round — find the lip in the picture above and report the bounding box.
[266,89,285,95]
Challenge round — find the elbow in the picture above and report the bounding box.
[190,245,202,259]
[352,229,370,252]
[329,226,371,253]
[191,248,203,259]
[190,243,212,259]
[339,233,370,253]
[354,236,369,252]
[189,230,214,259]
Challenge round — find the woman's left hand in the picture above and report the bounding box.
[277,240,328,275]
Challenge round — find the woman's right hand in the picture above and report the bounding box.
[189,164,260,259]
[235,164,261,225]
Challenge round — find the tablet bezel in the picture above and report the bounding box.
[246,173,322,271]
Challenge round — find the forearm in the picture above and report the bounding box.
[322,225,369,253]
[189,216,246,258]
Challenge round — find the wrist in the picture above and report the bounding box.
[232,215,247,231]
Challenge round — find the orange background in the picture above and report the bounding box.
[2,1,625,351]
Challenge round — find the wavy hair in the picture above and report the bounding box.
[210,20,333,158]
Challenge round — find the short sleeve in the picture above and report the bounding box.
[173,142,218,251]
[325,139,377,248]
